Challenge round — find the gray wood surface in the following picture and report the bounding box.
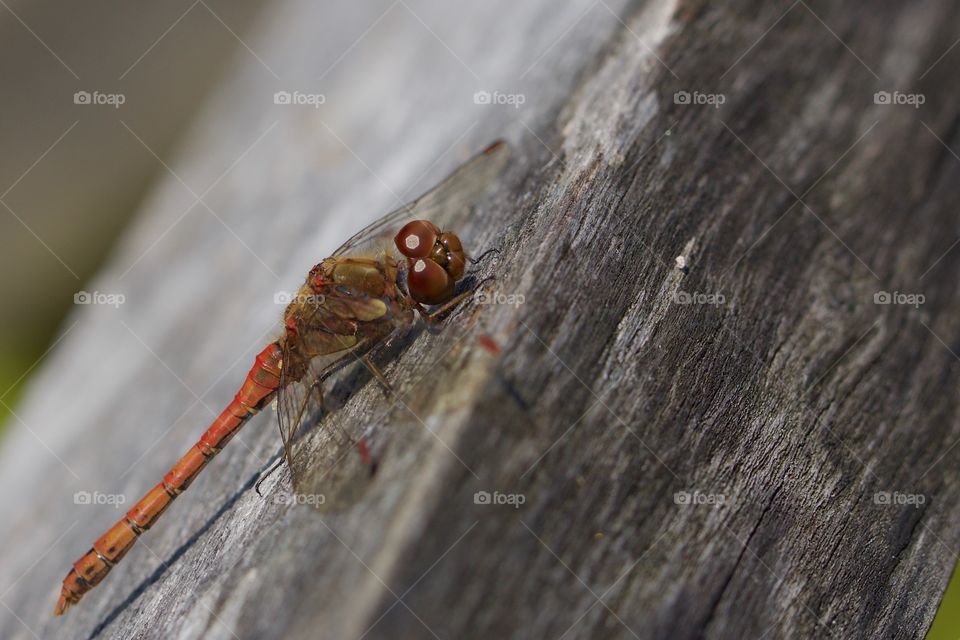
[1,1,959,638]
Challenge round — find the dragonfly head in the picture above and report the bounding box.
[394,219,466,305]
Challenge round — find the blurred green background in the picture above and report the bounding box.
[0,1,955,636]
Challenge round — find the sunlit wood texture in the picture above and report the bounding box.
[1,1,959,638]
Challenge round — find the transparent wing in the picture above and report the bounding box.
[276,345,372,511]
[275,288,398,510]
[332,140,510,258]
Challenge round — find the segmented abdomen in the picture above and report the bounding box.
[54,341,284,615]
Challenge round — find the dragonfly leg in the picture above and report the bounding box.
[255,455,286,497]
[467,246,500,266]
[417,275,495,325]
[361,354,393,396]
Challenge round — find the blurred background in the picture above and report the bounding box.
[0,1,956,637]
[0,0,265,417]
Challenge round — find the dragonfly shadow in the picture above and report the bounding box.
[86,456,277,640]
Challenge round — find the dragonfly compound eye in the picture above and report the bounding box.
[395,220,440,259]
[408,258,454,304]
[439,231,466,280]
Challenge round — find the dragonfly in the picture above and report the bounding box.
[55,140,510,616]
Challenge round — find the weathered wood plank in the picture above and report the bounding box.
[1,1,959,638]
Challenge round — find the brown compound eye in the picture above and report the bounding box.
[395,220,440,258]
[439,232,466,280]
[446,252,465,281]
[408,258,454,304]
[440,232,462,253]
